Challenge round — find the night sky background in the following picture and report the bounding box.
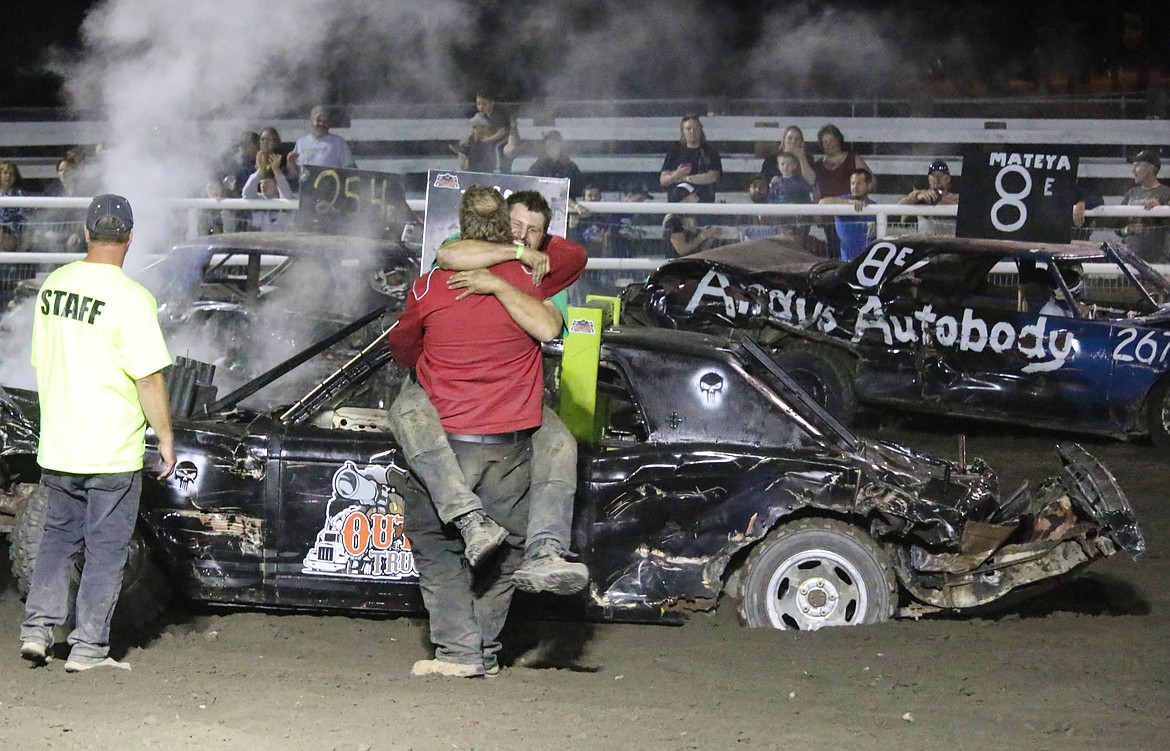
[2,0,1166,110]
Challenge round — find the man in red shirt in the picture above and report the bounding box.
[389,187,586,677]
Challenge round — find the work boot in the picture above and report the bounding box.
[453,510,508,567]
[410,659,485,678]
[513,541,589,595]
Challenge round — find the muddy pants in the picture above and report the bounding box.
[388,378,576,555]
[404,437,530,669]
[20,471,141,662]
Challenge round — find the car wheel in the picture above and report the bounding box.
[1146,377,1170,448]
[738,518,895,630]
[770,346,858,424]
[9,484,172,634]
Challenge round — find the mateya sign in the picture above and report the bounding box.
[956,145,1079,244]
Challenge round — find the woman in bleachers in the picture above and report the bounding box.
[814,125,871,259]
[813,124,870,199]
[660,115,722,204]
[0,161,29,251]
[761,125,817,195]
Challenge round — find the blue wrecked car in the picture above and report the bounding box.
[623,234,1170,445]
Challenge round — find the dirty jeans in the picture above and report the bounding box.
[404,437,530,669]
[20,470,141,662]
[388,378,576,555]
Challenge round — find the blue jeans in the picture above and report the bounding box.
[404,438,531,669]
[388,379,576,555]
[20,471,142,662]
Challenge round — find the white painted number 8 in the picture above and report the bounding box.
[991,165,1031,232]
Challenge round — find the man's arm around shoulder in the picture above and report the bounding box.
[437,239,551,285]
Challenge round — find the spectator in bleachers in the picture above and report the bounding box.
[813,124,870,199]
[620,180,653,203]
[43,155,85,198]
[748,174,769,204]
[609,180,655,257]
[1072,184,1104,240]
[1121,149,1170,262]
[451,113,503,173]
[473,92,512,150]
[197,178,231,236]
[221,131,260,198]
[819,168,876,261]
[571,184,613,256]
[663,183,718,256]
[814,125,870,259]
[35,153,88,252]
[762,126,817,193]
[258,126,289,172]
[527,130,584,197]
[467,91,514,173]
[896,160,959,235]
[0,161,29,251]
[242,166,295,232]
[287,106,357,184]
[660,115,722,203]
[739,175,781,241]
[767,152,815,245]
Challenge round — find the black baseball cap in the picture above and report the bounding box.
[1132,149,1161,170]
[927,160,950,174]
[86,194,134,233]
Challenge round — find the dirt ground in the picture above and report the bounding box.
[1,420,1166,751]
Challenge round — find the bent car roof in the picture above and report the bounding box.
[884,234,1107,259]
[677,234,1112,276]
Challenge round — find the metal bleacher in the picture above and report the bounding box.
[2,99,1167,202]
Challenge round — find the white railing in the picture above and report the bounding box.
[1,195,1167,275]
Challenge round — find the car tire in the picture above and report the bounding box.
[9,484,172,635]
[738,518,896,630]
[1146,378,1170,448]
[770,346,858,424]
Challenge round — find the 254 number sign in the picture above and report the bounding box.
[296,165,414,239]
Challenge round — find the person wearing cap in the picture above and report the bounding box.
[287,105,357,184]
[19,195,176,673]
[660,115,722,203]
[663,183,718,255]
[1121,149,1170,262]
[450,112,503,173]
[897,160,960,236]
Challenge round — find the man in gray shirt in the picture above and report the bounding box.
[1121,149,1170,262]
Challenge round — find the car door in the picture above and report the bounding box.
[848,247,1108,425]
[266,367,426,615]
[918,254,1121,427]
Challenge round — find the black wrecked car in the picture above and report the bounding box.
[137,231,418,389]
[623,234,1170,444]
[0,312,1144,631]
[1,231,420,399]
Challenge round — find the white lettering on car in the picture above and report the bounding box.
[1113,328,1170,366]
[682,273,1079,372]
[852,242,915,289]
